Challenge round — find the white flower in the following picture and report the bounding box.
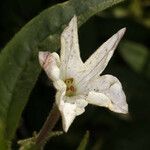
[39,16,128,132]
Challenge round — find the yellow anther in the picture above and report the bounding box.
[64,78,76,96]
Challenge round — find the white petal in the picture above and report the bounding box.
[54,80,74,132]
[64,96,88,116]
[76,28,126,88]
[76,98,88,108]
[84,75,128,114]
[75,107,85,116]
[54,80,66,105]
[60,16,84,80]
[59,101,77,132]
[75,98,88,115]
[56,90,88,131]
[39,51,60,81]
[86,91,112,108]
[54,80,76,132]
[54,78,88,131]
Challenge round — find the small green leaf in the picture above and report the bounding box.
[18,137,38,150]
[46,131,63,140]
[18,131,63,150]
[77,131,90,150]
[119,41,149,73]
[0,0,124,148]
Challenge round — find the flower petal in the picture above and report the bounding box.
[59,101,77,132]
[54,79,66,105]
[55,84,88,131]
[76,28,126,88]
[59,96,88,132]
[54,80,76,132]
[84,75,128,114]
[86,91,112,108]
[57,96,88,131]
[60,16,84,80]
[75,98,88,115]
[39,51,60,81]
[64,96,88,116]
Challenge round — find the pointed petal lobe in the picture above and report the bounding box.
[60,16,84,80]
[59,101,76,132]
[76,28,126,87]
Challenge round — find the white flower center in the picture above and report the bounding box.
[64,78,76,97]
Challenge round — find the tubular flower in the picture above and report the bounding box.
[39,16,128,132]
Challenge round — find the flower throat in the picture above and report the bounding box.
[64,78,76,97]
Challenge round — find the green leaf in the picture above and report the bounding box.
[0,0,124,148]
[77,131,89,150]
[119,41,149,73]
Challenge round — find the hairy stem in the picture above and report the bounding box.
[36,103,60,146]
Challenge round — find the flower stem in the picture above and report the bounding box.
[36,103,60,146]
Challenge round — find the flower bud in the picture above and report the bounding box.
[39,51,60,81]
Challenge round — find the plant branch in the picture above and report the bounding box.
[36,103,60,146]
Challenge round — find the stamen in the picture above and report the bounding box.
[64,78,76,96]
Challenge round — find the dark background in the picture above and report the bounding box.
[0,0,150,149]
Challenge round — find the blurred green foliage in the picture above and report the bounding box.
[0,0,150,150]
[77,131,89,150]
